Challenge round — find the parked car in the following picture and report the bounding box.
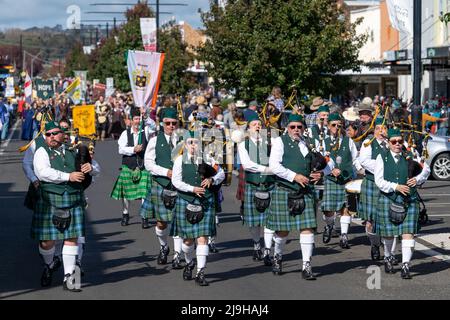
[426,134,450,180]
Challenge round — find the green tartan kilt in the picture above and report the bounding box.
[170,196,216,239]
[376,194,419,237]
[266,185,317,232]
[243,183,272,228]
[110,166,151,200]
[321,178,346,212]
[31,191,86,240]
[139,186,155,219]
[358,178,380,222]
[151,179,174,223]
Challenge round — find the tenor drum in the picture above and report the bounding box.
[345,179,362,215]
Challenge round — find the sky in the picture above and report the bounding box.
[0,0,211,31]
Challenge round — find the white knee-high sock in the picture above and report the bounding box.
[273,234,287,257]
[62,245,78,275]
[155,227,168,248]
[300,234,315,270]
[249,226,261,244]
[340,216,352,235]
[122,199,130,215]
[196,244,209,272]
[264,228,275,250]
[39,246,55,266]
[323,214,335,226]
[383,238,395,258]
[182,243,195,264]
[402,239,415,264]
[173,236,183,255]
[77,236,86,263]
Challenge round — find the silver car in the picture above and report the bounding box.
[426,134,450,180]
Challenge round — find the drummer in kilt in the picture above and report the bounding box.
[268,114,333,279]
[321,113,362,249]
[237,113,276,266]
[144,108,184,268]
[33,121,95,292]
[171,130,225,286]
[111,107,151,227]
[359,117,388,260]
[374,128,430,279]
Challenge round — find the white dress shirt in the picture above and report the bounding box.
[238,137,273,174]
[145,132,178,176]
[269,135,334,183]
[374,151,431,193]
[171,154,225,193]
[359,138,386,174]
[118,126,152,156]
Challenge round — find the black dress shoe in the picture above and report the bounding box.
[41,264,53,287]
[121,214,129,226]
[323,224,333,244]
[172,252,184,270]
[384,256,395,274]
[339,234,351,249]
[183,261,195,281]
[209,242,219,253]
[195,269,209,286]
[52,256,62,271]
[401,263,412,280]
[302,262,316,280]
[263,249,272,267]
[62,273,82,292]
[157,245,170,265]
[272,254,282,275]
[371,245,381,261]
[142,218,150,229]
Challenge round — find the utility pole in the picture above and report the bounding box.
[156,0,160,52]
[106,22,109,38]
[413,0,422,106]
[20,34,23,71]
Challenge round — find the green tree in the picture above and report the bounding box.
[199,0,367,100]
[64,42,89,77]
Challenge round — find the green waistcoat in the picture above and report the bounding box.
[35,135,46,151]
[178,156,212,203]
[40,145,83,195]
[154,131,174,188]
[244,138,275,186]
[366,139,386,181]
[382,152,417,202]
[325,136,352,184]
[278,134,311,191]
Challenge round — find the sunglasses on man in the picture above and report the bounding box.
[289,125,303,130]
[330,123,341,128]
[389,139,403,145]
[45,131,63,137]
[164,121,178,126]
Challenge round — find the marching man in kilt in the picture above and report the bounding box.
[321,113,362,249]
[237,113,276,266]
[374,128,430,279]
[268,114,333,279]
[309,105,330,141]
[33,121,97,292]
[144,108,184,268]
[359,117,387,260]
[171,130,225,286]
[111,107,151,227]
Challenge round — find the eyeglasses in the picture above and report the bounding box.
[389,139,403,145]
[330,123,341,128]
[289,125,303,130]
[45,131,62,137]
[164,121,178,126]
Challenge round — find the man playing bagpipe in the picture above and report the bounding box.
[308,105,330,142]
[269,114,334,279]
[321,113,363,249]
[374,128,430,279]
[237,113,276,266]
[111,107,152,227]
[171,130,225,286]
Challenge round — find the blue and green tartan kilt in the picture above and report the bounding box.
[31,191,86,241]
[139,186,155,219]
[170,196,216,239]
[358,178,380,222]
[110,166,151,200]
[376,195,419,237]
[321,178,346,212]
[266,185,317,232]
[243,184,272,228]
[151,179,174,223]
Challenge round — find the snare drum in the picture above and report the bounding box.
[345,179,363,215]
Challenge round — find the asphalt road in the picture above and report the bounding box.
[1,121,449,300]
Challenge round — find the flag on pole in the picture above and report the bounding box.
[140,18,157,52]
[65,77,82,105]
[127,50,165,109]
[24,72,32,102]
[386,0,413,36]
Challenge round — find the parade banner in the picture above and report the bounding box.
[72,105,96,136]
[74,70,88,102]
[65,77,82,105]
[140,18,157,52]
[24,72,32,102]
[5,77,15,98]
[106,77,115,98]
[127,50,165,109]
[35,79,55,99]
[386,0,413,35]
[93,83,106,101]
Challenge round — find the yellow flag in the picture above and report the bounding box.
[72,105,96,136]
[65,78,82,104]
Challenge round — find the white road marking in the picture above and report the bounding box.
[428,214,450,217]
[415,242,450,264]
